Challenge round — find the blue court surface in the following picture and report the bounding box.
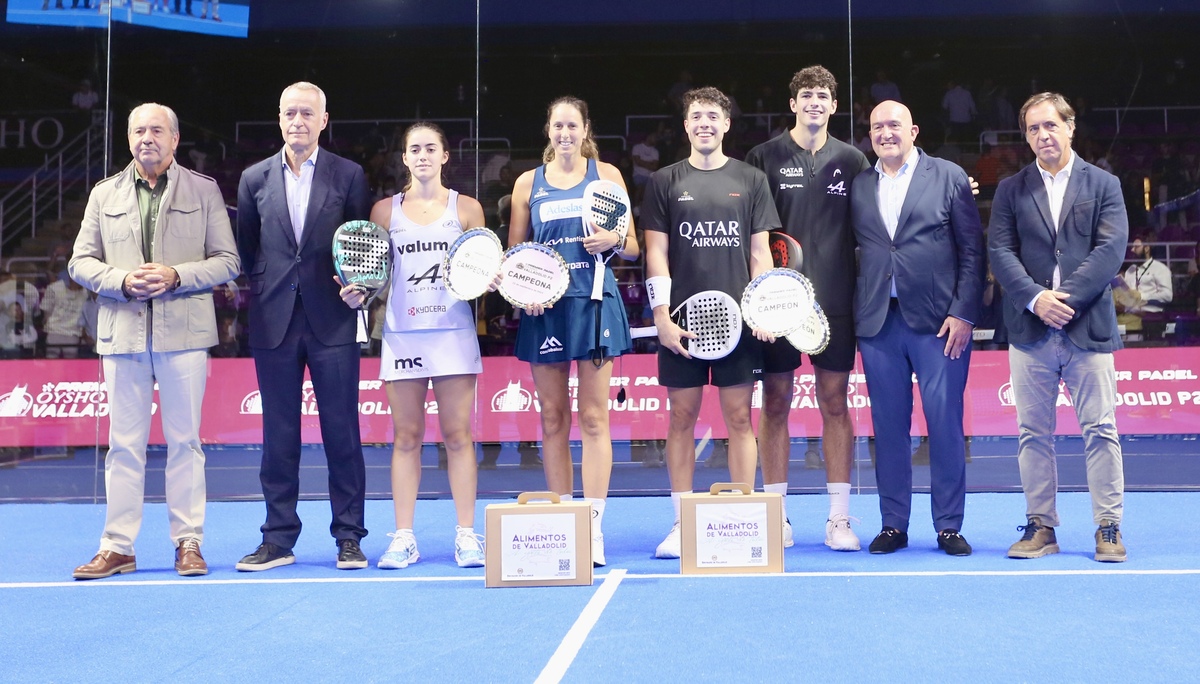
[2,491,1198,682]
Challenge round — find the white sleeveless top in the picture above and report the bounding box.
[384,190,475,333]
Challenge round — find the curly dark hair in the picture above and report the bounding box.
[789,65,838,100]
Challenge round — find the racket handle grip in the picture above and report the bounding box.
[590,260,605,301]
[356,309,368,344]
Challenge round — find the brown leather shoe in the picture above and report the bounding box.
[175,538,208,576]
[73,551,136,580]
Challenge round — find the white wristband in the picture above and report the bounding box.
[646,276,671,309]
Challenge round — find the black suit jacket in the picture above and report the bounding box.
[236,148,372,349]
[850,149,984,338]
[987,156,1128,352]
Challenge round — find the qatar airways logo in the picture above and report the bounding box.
[779,167,805,178]
[678,220,741,248]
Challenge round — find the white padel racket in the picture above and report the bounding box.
[786,301,831,355]
[498,242,570,309]
[443,228,504,301]
[741,268,816,337]
[332,220,392,343]
[581,179,631,301]
[630,289,742,360]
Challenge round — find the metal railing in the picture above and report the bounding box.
[0,120,107,255]
[1093,106,1200,135]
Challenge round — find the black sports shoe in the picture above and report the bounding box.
[868,527,909,554]
[236,543,295,572]
[336,538,368,569]
[937,529,973,556]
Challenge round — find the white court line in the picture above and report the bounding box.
[4,566,1199,590]
[534,569,627,684]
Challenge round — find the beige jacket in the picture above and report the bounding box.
[69,160,240,355]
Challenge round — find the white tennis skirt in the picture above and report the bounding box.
[379,327,482,381]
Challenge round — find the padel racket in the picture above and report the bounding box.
[332,220,392,343]
[498,242,570,309]
[768,231,804,271]
[443,228,504,301]
[581,180,631,301]
[786,301,831,355]
[630,289,742,360]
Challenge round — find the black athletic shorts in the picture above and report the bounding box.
[657,327,764,388]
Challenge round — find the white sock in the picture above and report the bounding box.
[828,483,850,519]
[456,526,474,536]
[763,482,789,522]
[586,497,606,533]
[671,491,684,522]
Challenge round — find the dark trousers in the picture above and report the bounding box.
[252,297,366,549]
[859,301,970,533]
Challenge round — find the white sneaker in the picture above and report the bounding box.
[378,529,420,569]
[825,514,861,551]
[655,521,682,559]
[782,519,794,548]
[454,526,485,568]
[592,531,606,567]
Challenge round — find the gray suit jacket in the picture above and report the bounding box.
[69,160,240,355]
[987,156,1128,352]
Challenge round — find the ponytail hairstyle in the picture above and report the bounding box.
[541,95,599,164]
[400,121,450,193]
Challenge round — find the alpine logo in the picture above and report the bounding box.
[540,336,564,354]
[677,191,695,202]
[826,180,847,196]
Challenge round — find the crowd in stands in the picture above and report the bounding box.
[5,67,1200,359]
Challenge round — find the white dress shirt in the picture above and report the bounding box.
[282,146,320,244]
[875,147,920,297]
[1027,148,1076,311]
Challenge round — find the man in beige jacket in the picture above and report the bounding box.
[69,103,239,579]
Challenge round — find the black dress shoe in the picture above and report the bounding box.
[236,542,295,572]
[868,527,909,554]
[937,529,973,556]
[337,539,368,569]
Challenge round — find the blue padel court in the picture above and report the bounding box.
[3,490,1198,682]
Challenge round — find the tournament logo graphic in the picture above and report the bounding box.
[492,380,534,413]
[0,384,34,417]
[533,187,550,199]
[240,390,264,415]
[677,191,695,202]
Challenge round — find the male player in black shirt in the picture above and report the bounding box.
[641,87,780,559]
[745,66,870,552]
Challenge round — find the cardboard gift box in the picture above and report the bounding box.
[679,483,784,575]
[484,491,594,588]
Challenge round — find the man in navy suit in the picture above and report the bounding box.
[988,92,1129,563]
[235,81,373,571]
[851,101,983,556]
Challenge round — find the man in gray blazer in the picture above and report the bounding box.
[988,92,1129,562]
[69,103,240,579]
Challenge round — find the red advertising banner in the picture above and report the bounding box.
[1,348,1198,447]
